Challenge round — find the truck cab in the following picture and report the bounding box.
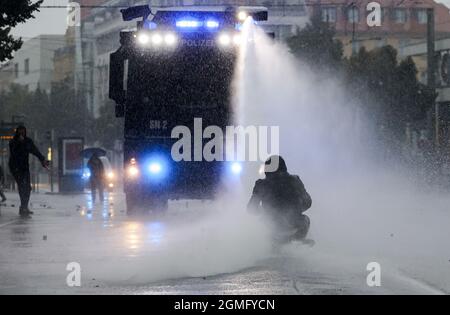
[109,5,268,214]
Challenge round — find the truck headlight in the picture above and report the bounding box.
[136,32,178,48]
[152,33,163,45]
[233,34,242,45]
[218,33,242,47]
[238,11,248,21]
[137,33,150,45]
[164,33,177,46]
[218,33,231,46]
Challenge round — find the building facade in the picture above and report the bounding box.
[402,38,450,149]
[0,35,66,93]
[0,62,15,92]
[309,0,450,56]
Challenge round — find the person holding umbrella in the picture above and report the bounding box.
[87,152,105,203]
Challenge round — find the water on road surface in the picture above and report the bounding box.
[0,191,447,295]
[1,18,450,296]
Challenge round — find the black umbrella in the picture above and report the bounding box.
[81,147,107,158]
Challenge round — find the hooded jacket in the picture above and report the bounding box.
[8,126,46,174]
[248,156,312,215]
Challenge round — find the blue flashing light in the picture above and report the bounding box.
[176,20,202,28]
[231,162,243,175]
[82,168,91,180]
[206,20,220,28]
[176,18,221,30]
[149,162,163,175]
[145,155,170,181]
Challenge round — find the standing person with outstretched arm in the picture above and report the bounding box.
[8,126,49,218]
[0,165,6,203]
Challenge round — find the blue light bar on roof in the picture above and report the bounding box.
[206,20,220,28]
[175,18,220,29]
[176,20,202,28]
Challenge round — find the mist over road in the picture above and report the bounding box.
[0,191,447,295]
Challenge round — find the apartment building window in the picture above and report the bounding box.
[416,9,427,24]
[393,8,407,24]
[24,58,30,75]
[14,63,19,78]
[322,7,337,23]
[347,7,360,23]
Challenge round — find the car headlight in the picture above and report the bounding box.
[127,165,139,178]
[82,169,91,179]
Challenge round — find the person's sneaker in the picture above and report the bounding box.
[24,208,34,215]
[19,209,32,218]
[1,197,6,203]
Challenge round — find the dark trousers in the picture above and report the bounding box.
[12,171,31,210]
[90,177,104,203]
[0,187,5,201]
[272,212,311,240]
[292,214,310,239]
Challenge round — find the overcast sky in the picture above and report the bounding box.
[12,0,69,39]
[11,0,450,39]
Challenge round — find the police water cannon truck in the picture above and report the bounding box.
[109,5,268,214]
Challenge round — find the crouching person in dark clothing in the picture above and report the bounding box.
[248,155,312,241]
[9,126,49,217]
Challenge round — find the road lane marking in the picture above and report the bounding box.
[396,271,447,295]
[0,220,19,228]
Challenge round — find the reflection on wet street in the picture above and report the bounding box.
[10,221,32,248]
[0,191,446,295]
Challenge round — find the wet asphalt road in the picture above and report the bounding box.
[0,191,446,295]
